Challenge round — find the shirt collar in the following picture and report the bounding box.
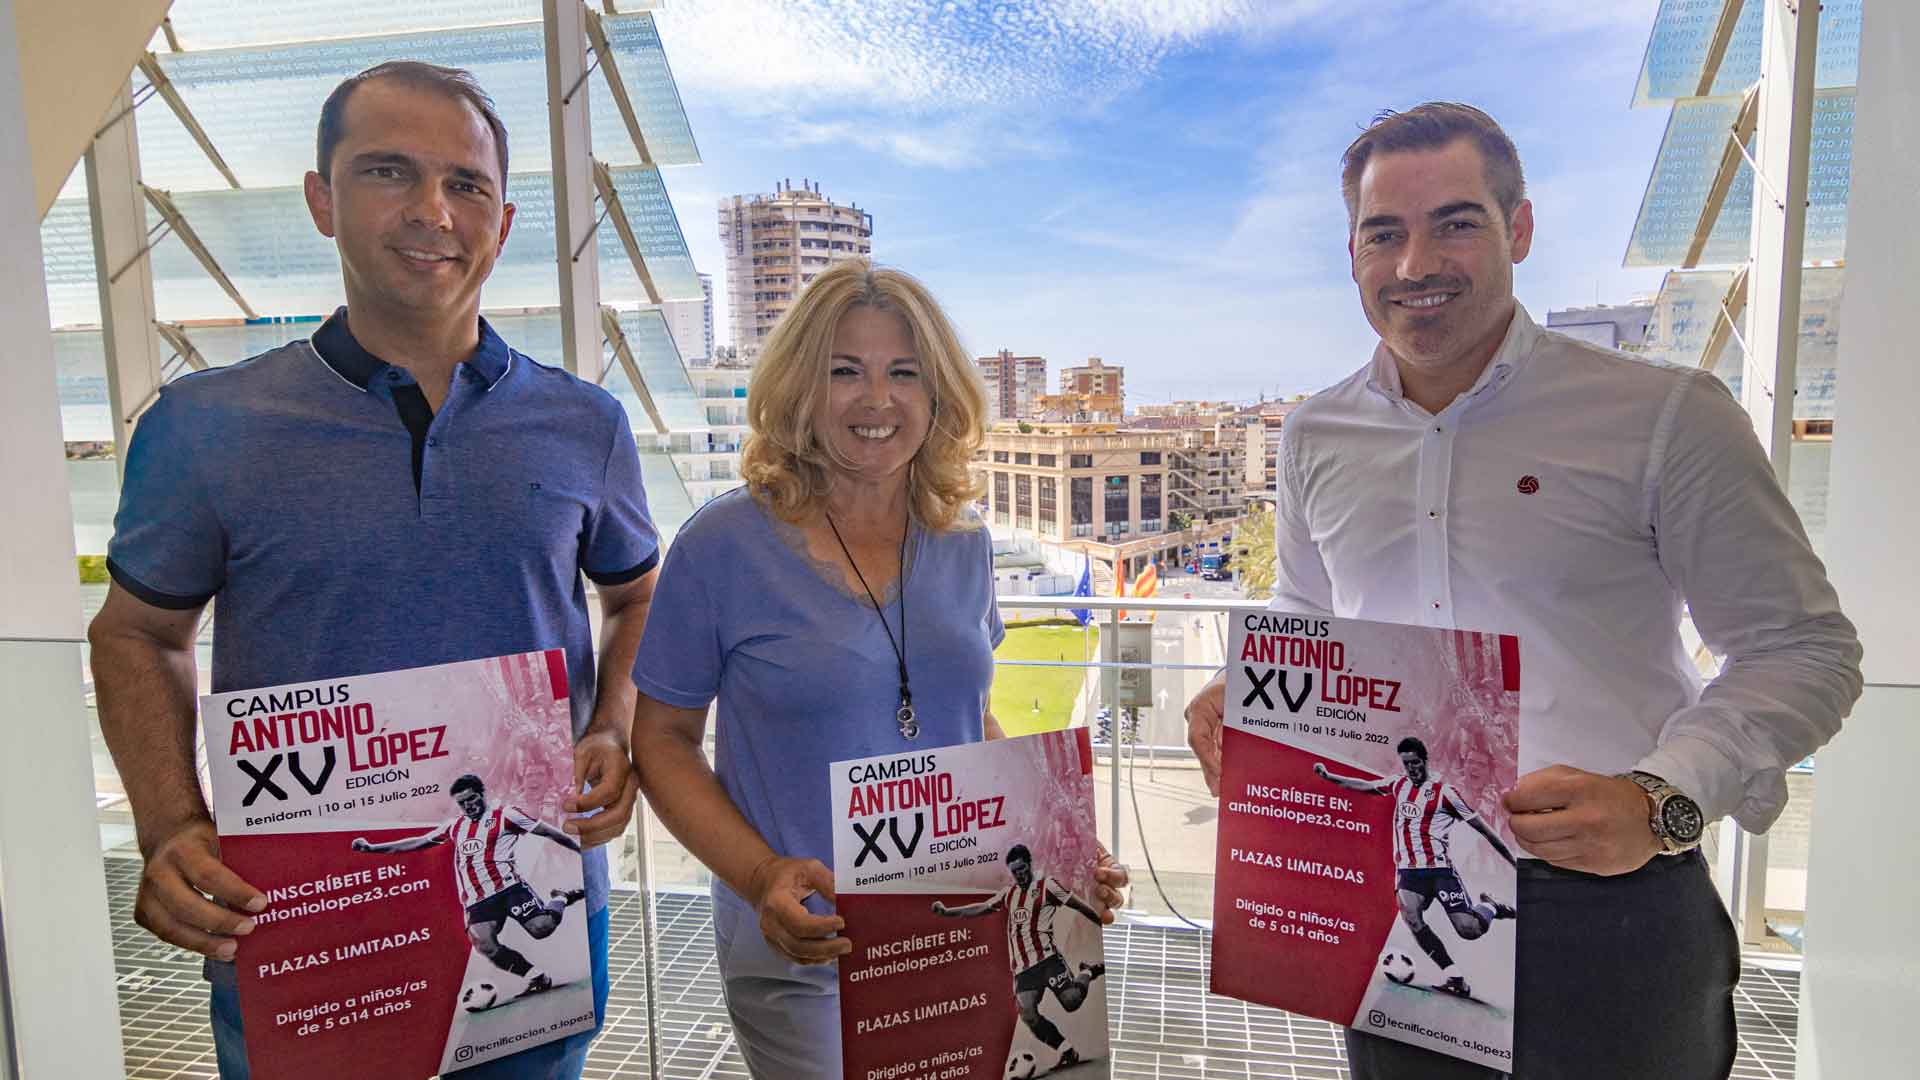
[311,307,514,391]
[1364,302,1540,409]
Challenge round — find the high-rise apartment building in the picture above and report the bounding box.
[652,286,710,366]
[1061,358,1125,413]
[977,349,1048,422]
[697,272,715,362]
[719,179,873,361]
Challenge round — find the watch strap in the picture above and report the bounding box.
[1619,771,1701,854]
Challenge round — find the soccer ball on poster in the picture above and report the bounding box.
[461,981,501,1013]
[1005,1050,1040,1078]
[1379,950,1417,986]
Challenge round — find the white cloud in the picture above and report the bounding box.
[651,0,1335,112]
[666,0,1675,387]
[773,114,1062,169]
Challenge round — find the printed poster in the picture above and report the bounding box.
[1211,613,1521,1070]
[833,729,1110,1080]
[201,650,595,1078]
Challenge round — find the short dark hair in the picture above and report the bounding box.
[1396,737,1429,760]
[316,61,510,185]
[451,773,486,797]
[1006,844,1032,865]
[1340,102,1525,228]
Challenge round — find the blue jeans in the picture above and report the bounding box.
[212,905,611,1079]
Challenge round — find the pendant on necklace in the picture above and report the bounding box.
[896,703,920,740]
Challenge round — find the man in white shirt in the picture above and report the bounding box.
[1184,102,1861,1078]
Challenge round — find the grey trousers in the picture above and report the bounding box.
[1344,850,1740,1079]
[713,889,843,1080]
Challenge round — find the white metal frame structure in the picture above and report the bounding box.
[0,0,127,1072]
[13,2,703,1074]
[1798,3,1920,1074]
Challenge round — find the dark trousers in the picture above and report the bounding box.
[1344,851,1739,1080]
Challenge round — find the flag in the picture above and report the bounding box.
[1115,561,1129,620]
[1069,557,1093,626]
[1132,562,1159,622]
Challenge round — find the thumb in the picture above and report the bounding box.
[801,859,838,905]
[1504,766,1580,813]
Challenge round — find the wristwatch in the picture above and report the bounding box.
[1619,771,1705,854]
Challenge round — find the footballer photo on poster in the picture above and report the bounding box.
[1211,613,1521,1070]
[832,729,1110,1080]
[201,650,595,1079]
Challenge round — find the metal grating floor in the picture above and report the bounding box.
[107,856,1800,1078]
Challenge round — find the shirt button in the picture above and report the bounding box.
[1432,425,1443,434]
[1432,601,1442,609]
[1428,510,1439,519]
[387,370,403,382]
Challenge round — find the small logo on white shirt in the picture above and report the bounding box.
[1516,475,1540,495]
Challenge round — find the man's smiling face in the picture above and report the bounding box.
[1349,137,1532,383]
[303,78,514,322]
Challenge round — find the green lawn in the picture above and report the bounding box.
[991,622,1099,737]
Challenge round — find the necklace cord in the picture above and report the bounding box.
[824,512,910,707]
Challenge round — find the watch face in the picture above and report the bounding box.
[1662,796,1705,845]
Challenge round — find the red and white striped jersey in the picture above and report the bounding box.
[1390,778,1478,870]
[432,803,540,907]
[993,876,1074,972]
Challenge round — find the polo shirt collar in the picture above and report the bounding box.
[311,307,514,391]
[1364,301,1539,409]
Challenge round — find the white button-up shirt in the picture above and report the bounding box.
[1271,304,1861,833]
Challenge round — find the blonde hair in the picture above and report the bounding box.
[741,260,988,530]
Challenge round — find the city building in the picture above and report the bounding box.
[649,280,710,366]
[1546,301,1655,351]
[719,179,873,361]
[697,272,715,362]
[1133,400,1240,420]
[1164,424,1249,524]
[977,349,1048,422]
[677,366,753,505]
[1236,399,1302,493]
[1031,390,1122,423]
[976,422,1236,584]
[1060,357,1125,411]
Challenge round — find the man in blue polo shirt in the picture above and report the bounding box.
[87,61,656,1079]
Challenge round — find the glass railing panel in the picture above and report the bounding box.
[139,11,690,195]
[599,165,704,302]
[141,25,557,193]
[41,190,100,328]
[1626,89,1854,268]
[595,13,701,168]
[613,308,708,433]
[154,0,545,53]
[633,439,697,544]
[992,597,1239,923]
[32,166,695,321]
[1633,0,1861,107]
[1642,266,1843,419]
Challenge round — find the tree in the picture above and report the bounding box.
[1016,420,1034,433]
[1168,510,1194,532]
[1231,505,1277,600]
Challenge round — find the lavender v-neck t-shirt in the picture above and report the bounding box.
[632,487,1003,907]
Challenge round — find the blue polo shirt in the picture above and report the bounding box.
[107,309,658,930]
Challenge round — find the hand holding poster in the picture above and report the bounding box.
[833,729,1110,1080]
[1210,614,1521,1069]
[201,650,595,1078]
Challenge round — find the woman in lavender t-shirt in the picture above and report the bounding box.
[630,262,1124,1078]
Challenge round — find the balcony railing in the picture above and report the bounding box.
[25,577,1817,1080]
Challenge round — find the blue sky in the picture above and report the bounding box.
[651,0,1674,403]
